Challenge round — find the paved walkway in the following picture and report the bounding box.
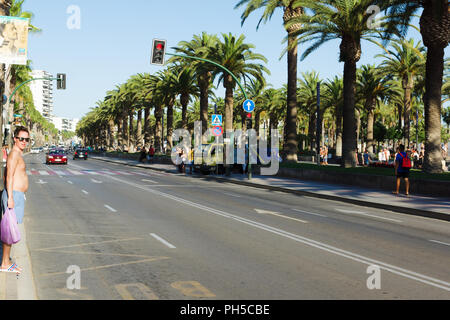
[91,156,450,220]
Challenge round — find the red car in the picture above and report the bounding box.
[46,149,68,165]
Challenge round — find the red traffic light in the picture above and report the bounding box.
[246,113,252,119]
[156,43,163,50]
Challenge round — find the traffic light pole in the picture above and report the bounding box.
[8,77,59,104]
[166,53,252,180]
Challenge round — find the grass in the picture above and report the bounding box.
[280,162,450,182]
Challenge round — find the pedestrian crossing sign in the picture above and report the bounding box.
[212,114,223,126]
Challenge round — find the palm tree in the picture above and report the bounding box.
[169,64,199,130]
[376,38,426,147]
[209,33,269,133]
[235,0,304,161]
[356,65,393,153]
[172,32,218,134]
[382,0,449,173]
[323,76,344,156]
[288,0,390,167]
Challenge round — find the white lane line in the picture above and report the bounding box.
[222,192,241,198]
[103,173,450,292]
[293,208,327,218]
[67,169,83,175]
[82,190,89,195]
[104,205,117,213]
[335,208,402,223]
[429,240,450,247]
[150,233,176,249]
[142,179,157,183]
[39,171,49,176]
[67,181,73,184]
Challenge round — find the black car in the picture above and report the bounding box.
[73,148,88,160]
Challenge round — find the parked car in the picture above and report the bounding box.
[73,148,88,160]
[30,147,40,154]
[46,149,68,165]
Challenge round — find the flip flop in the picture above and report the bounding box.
[392,191,399,195]
[0,263,21,274]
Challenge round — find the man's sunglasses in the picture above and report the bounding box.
[15,137,30,142]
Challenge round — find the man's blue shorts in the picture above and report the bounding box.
[1,190,25,224]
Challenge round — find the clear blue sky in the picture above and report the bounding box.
[25,0,448,120]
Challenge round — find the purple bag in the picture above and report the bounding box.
[1,208,21,245]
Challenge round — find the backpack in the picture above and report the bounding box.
[399,152,411,168]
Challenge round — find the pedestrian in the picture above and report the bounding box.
[139,147,147,163]
[319,146,324,165]
[323,146,328,165]
[363,149,371,167]
[355,148,360,166]
[147,145,155,163]
[1,126,30,274]
[187,148,194,175]
[378,148,385,163]
[384,147,390,164]
[393,144,411,196]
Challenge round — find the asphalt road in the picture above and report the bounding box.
[23,152,450,300]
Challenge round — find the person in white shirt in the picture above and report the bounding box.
[378,149,385,162]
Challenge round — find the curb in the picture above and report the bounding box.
[91,157,450,222]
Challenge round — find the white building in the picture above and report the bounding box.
[29,70,54,121]
[51,116,79,132]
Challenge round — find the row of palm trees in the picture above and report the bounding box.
[0,0,59,147]
[78,0,449,173]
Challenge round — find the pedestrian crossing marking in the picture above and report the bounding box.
[39,171,49,176]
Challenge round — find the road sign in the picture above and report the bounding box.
[212,126,223,137]
[243,99,255,113]
[212,114,223,126]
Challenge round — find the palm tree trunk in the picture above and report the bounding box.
[136,108,142,150]
[403,77,413,148]
[144,105,150,148]
[336,104,343,157]
[355,108,361,150]
[255,110,261,137]
[122,110,128,150]
[167,102,174,152]
[284,34,299,161]
[128,109,134,152]
[342,59,358,167]
[180,93,189,130]
[367,107,375,153]
[423,45,444,173]
[224,75,234,132]
[117,119,122,148]
[199,73,211,135]
[154,105,162,152]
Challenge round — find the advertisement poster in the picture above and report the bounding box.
[0,16,29,65]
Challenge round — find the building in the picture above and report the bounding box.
[29,70,54,121]
[51,116,79,132]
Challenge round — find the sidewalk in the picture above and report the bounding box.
[0,222,37,300]
[91,155,450,222]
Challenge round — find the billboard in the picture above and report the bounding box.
[0,16,29,65]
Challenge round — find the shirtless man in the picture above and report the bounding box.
[1,126,30,273]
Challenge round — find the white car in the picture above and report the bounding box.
[30,147,40,154]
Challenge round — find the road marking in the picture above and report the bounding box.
[171,281,216,298]
[39,256,169,277]
[67,169,83,175]
[142,179,157,183]
[335,208,402,223]
[35,237,141,251]
[115,283,159,300]
[150,233,176,249]
[39,170,49,176]
[429,240,450,247]
[104,204,117,213]
[293,208,327,218]
[54,170,68,176]
[67,181,73,184]
[35,179,47,185]
[103,174,450,292]
[255,209,308,223]
[222,192,241,198]
[91,179,103,184]
[82,190,89,195]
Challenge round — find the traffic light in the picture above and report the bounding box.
[245,113,252,130]
[57,73,66,90]
[151,39,167,65]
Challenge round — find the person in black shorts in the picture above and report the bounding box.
[393,144,410,196]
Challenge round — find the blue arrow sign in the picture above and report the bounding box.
[243,100,255,113]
